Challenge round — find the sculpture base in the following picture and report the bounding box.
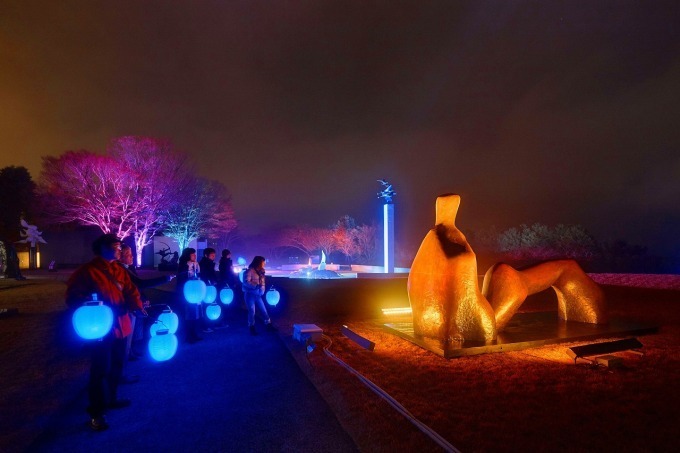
[384,311,658,358]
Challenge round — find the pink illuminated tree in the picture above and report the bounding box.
[39,151,141,240]
[109,136,192,265]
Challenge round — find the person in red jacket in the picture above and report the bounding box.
[65,234,146,432]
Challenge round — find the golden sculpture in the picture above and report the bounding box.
[408,194,607,343]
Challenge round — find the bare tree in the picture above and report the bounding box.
[278,226,317,258]
[109,136,193,266]
[39,151,141,239]
[162,178,237,251]
[353,223,377,264]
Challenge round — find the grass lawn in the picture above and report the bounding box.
[1,272,678,452]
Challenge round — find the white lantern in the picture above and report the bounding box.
[203,285,217,304]
[184,279,207,304]
[219,286,234,305]
[205,303,221,321]
[265,286,280,307]
[72,294,114,340]
[148,329,178,361]
[150,308,179,337]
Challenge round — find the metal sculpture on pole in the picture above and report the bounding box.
[377,179,396,273]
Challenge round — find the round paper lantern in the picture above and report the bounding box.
[148,329,178,361]
[72,299,114,340]
[219,286,234,305]
[205,303,221,321]
[150,308,179,336]
[203,285,217,303]
[238,269,246,283]
[237,256,247,266]
[265,286,280,307]
[157,309,179,334]
[184,279,206,304]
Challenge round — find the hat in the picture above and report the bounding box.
[92,234,121,255]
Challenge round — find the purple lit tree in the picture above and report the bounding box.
[39,151,141,239]
[109,136,192,266]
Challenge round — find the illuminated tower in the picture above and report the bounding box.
[377,180,396,273]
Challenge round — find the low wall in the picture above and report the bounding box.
[267,276,410,323]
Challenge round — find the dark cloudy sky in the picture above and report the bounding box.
[1,0,679,256]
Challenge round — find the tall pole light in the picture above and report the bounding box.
[377,180,396,273]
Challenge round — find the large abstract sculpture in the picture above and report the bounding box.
[408,194,607,343]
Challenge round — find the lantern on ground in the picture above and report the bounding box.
[184,279,206,304]
[203,285,217,303]
[150,307,179,336]
[72,294,114,340]
[220,286,234,305]
[265,286,280,307]
[205,303,221,321]
[148,329,178,361]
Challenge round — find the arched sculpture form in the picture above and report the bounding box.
[482,260,607,331]
[408,194,607,343]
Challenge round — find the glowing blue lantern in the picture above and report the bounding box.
[265,286,280,307]
[219,286,234,305]
[150,307,179,336]
[184,279,206,304]
[239,269,246,283]
[205,303,221,321]
[237,256,247,266]
[203,285,217,303]
[148,329,178,361]
[72,294,114,340]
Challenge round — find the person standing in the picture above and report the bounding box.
[176,247,202,343]
[242,256,275,335]
[199,247,218,332]
[117,244,174,361]
[65,234,146,431]
[218,249,234,289]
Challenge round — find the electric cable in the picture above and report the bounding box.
[320,334,460,453]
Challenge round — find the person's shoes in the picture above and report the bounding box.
[202,327,214,333]
[120,375,140,385]
[108,398,131,409]
[266,323,277,332]
[249,326,258,336]
[89,416,109,431]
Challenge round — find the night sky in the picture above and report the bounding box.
[1,1,679,256]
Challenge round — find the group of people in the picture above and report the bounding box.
[65,234,276,432]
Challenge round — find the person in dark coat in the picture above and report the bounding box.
[65,234,146,431]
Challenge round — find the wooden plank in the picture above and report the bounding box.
[342,325,376,351]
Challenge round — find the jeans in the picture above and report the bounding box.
[244,291,270,326]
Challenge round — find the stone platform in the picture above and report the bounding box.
[384,311,658,358]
